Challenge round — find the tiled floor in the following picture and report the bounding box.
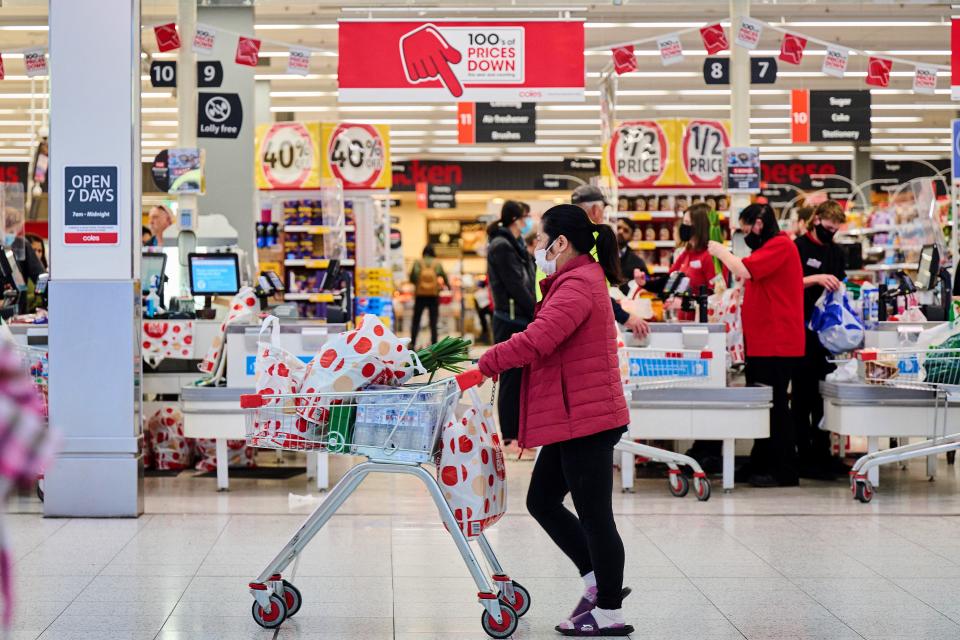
[5,454,960,640]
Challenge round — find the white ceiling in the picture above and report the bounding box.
[0,0,956,164]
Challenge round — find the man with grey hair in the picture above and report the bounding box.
[572,185,649,337]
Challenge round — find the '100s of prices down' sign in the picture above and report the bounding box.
[337,20,584,102]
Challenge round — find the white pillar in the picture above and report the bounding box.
[729,0,751,231]
[45,0,143,517]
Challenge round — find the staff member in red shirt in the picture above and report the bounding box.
[670,203,720,320]
[709,203,805,487]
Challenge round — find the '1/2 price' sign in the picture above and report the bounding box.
[64,166,119,245]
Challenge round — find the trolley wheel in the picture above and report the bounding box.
[693,476,711,502]
[668,472,689,498]
[498,581,531,618]
[481,602,518,639]
[36,480,44,502]
[281,580,302,617]
[251,594,287,629]
[853,479,873,504]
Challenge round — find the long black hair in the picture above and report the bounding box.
[487,200,525,237]
[739,203,779,242]
[541,204,623,285]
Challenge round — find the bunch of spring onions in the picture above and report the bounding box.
[416,337,473,381]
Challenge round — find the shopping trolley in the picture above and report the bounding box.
[616,348,713,501]
[239,370,528,639]
[848,347,960,503]
[12,344,48,501]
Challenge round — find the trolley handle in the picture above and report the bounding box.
[240,394,266,409]
[455,368,486,391]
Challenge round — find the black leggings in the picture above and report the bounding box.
[410,296,439,351]
[526,427,626,610]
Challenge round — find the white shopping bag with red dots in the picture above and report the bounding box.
[198,287,259,380]
[142,320,195,367]
[250,316,310,447]
[437,388,507,539]
[708,285,745,366]
[145,405,192,470]
[295,314,424,428]
[194,438,255,472]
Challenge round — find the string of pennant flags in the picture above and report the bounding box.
[0,20,332,81]
[596,17,949,95]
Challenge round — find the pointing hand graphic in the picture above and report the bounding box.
[400,24,464,97]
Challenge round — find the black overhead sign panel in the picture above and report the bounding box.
[476,103,536,143]
[810,90,871,143]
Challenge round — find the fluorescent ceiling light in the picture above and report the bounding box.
[750,117,790,124]
[255,74,336,80]
[0,25,48,31]
[254,24,337,30]
[871,117,924,123]
[269,91,338,98]
[877,128,949,133]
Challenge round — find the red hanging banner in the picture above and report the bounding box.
[778,34,807,65]
[235,36,261,67]
[337,20,584,103]
[153,23,181,52]
[0,54,4,81]
[866,56,892,88]
[612,45,637,75]
[699,24,728,55]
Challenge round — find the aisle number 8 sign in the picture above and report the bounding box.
[322,123,392,190]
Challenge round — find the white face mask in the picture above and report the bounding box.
[535,238,559,276]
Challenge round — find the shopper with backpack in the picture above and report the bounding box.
[409,244,446,350]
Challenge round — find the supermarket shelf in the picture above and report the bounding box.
[630,240,676,250]
[619,211,729,222]
[283,292,336,302]
[618,188,730,196]
[283,224,355,234]
[284,258,356,268]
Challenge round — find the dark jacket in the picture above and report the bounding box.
[618,246,649,296]
[486,226,536,323]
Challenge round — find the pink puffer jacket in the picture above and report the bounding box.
[478,253,629,448]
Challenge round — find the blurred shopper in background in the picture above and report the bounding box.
[614,219,649,296]
[793,200,848,480]
[709,203,804,488]
[794,205,815,239]
[486,200,536,443]
[148,205,174,247]
[473,276,493,346]
[409,244,446,351]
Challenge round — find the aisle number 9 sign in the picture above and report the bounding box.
[321,123,392,190]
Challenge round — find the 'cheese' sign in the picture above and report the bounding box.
[64,166,119,245]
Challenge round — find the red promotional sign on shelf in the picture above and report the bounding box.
[154,23,181,52]
[790,89,810,143]
[779,34,807,65]
[235,36,261,67]
[337,20,584,102]
[699,24,728,55]
[866,56,892,87]
[612,45,637,75]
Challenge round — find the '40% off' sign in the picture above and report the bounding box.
[257,123,319,189]
[322,123,392,190]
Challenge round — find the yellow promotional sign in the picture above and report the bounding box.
[603,119,681,189]
[320,122,392,190]
[254,122,322,190]
[674,118,731,188]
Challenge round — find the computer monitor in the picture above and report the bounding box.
[188,252,240,296]
[141,251,167,296]
[915,245,939,291]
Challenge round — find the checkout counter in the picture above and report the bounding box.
[620,322,772,492]
[820,321,959,486]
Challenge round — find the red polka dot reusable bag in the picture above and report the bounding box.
[251,316,310,449]
[198,286,259,379]
[437,387,507,539]
[145,405,192,471]
[295,314,425,446]
[194,437,255,472]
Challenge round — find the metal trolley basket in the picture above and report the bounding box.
[12,344,48,501]
[848,347,960,503]
[615,348,713,501]
[239,370,528,639]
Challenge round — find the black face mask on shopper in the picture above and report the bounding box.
[744,232,764,251]
[678,223,693,243]
[815,224,835,244]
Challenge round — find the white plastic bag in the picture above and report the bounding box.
[808,284,864,354]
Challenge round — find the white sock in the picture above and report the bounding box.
[592,607,624,627]
[582,571,597,590]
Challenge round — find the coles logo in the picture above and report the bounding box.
[610,121,668,188]
[682,119,729,187]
